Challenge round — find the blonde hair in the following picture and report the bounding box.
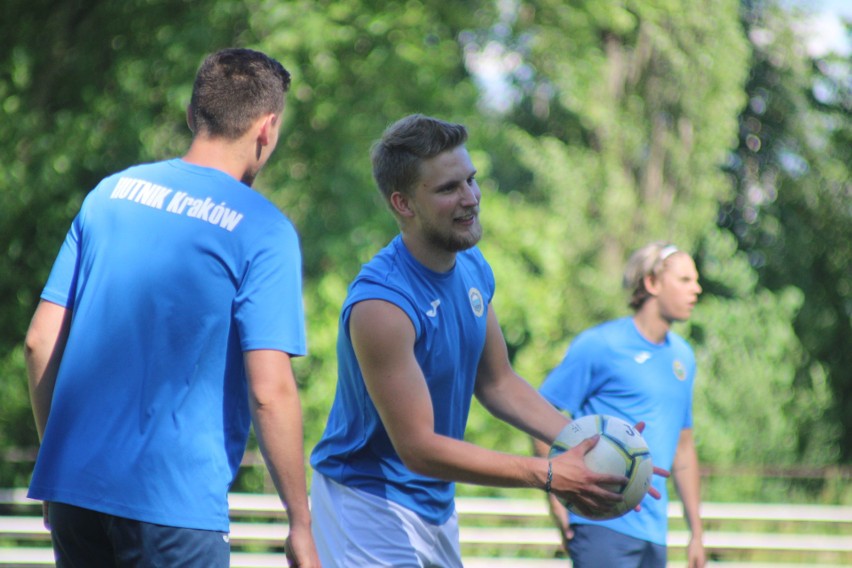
[622,241,681,311]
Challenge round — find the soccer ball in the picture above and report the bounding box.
[549,414,653,520]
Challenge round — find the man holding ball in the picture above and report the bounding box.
[309,114,664,567]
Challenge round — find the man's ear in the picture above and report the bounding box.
[186,105,196,133]
[643,273,660,297]
[390,191,414,218]
[257,113,278,146]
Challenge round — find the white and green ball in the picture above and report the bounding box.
[549,414,654,520]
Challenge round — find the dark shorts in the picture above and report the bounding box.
[569,524,667,568]
[48,502,230,568]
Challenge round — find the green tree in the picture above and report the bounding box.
[457,0,838,499]
[1,0,844,501]
[719,1,852,460]
[0,0,497,487]
[0,0,259,485]
[244,0,497,480]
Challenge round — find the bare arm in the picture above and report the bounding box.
[25,300,72,441]
[474,307,666,513]
[473,306,569,442]
[351,300,623,515]
[244,350,319,568]
[533,437,573,550]
[672,428,705,568]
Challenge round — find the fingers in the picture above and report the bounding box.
[634,421,646,434]
[554,446,628,487]
[550,450,625,518]
[561,526,574,553]
[575,434,601,453]
[560,477,623,518]
[653,466,670,478]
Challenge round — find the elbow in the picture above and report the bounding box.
[24,305,69,365]
[396,446,428,475]
[395,438,440,478]
[24,325,47,366]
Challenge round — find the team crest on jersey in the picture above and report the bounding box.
[673,360,687,381]
[468,288,485,317]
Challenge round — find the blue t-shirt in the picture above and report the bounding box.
[539,316,696,545]
[28,159,306,532]
[310,235,495,524]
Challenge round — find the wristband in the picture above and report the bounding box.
[545,460,553,493]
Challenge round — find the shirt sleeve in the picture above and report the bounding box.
[683,345,697,429]
[41,214,85,310]
[234,218,306,356]
[539,329,602,416]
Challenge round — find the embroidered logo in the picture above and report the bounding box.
[634,351,651,364]
[673,360,687,381]
[469,288,485,317]
[426,300,441,318]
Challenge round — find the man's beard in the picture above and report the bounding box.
[423,218,483,252]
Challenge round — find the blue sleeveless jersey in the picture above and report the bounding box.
[28,159,306,531]
[311,235,495,524]
[539,317,696,545]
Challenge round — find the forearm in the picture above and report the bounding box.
[674,450,706,568]
[245,350,312,530]
[533,437,571,530]
[24,301,70,440]
[401,425,617,517]
[673,432,704,540]
[401,429,550,491]
[475,373,569,444]
[25,345,57,441]
[676,471,703,539]
[250,388,312,529]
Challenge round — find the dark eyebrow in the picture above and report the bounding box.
[434,169,477,193]
[434,180,458,192]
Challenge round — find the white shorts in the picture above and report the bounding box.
[310,471,462,568]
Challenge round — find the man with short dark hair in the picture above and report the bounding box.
[25,48,318,567]
[309,114,661,566]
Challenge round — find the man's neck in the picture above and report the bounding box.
[401,233,457,273]
[632,308,670,345]
[182,136,254,185]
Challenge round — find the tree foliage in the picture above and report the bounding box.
[720,2,852,459]
[1,0,255,484]
[459,0,841,496]
[0,0,847,500]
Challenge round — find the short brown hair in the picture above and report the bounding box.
[370,114,468,203]
[189,48,291,139]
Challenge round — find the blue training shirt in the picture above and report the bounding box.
[310,235,495,525]
[539,316,696,545]
[28,159,306,532]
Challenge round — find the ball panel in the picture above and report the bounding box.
[621,456,654,513]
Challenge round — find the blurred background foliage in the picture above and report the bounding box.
[1,0,849,503]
